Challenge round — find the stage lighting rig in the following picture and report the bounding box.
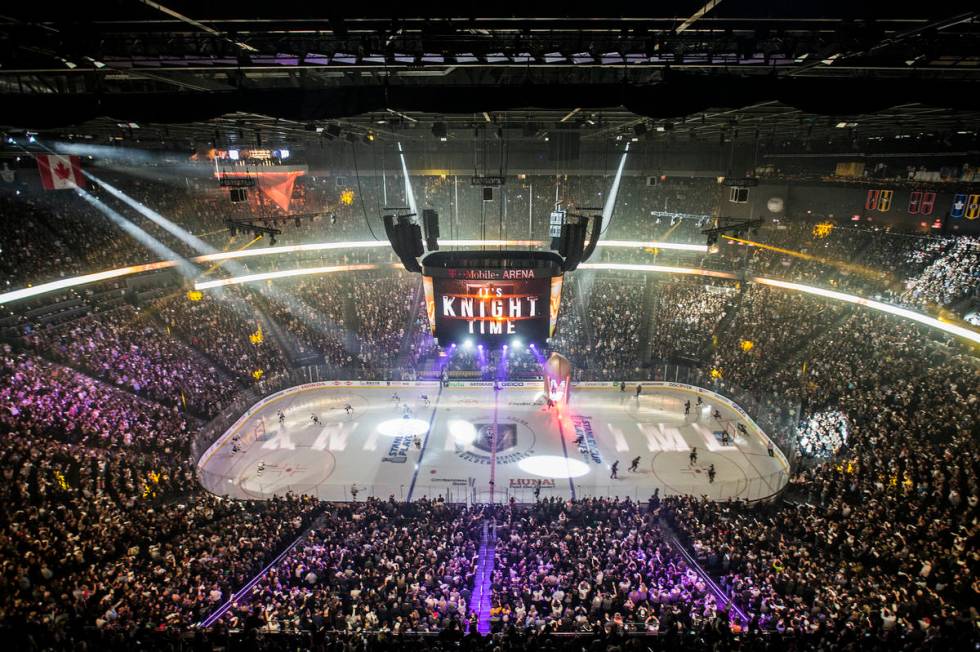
[224,219,282,244]
[381,208,422,273]
[701,218,763,246]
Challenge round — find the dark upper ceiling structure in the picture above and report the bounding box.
[1,3,979,146]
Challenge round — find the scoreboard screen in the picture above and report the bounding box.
[422,270,562,346]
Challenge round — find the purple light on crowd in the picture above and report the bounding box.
[434,343,454,375]
[496,345,509,380]
[528,343,547,365]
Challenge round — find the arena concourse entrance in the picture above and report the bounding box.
[197,381,790,503]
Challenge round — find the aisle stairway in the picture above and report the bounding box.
[467,519,497,635]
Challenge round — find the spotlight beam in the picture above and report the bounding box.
[722,234,884,281]
[82,175,362,357]
[87,174,220,255]
[600,142,630,235]
[397,142,418,218]
[74,188,200,279]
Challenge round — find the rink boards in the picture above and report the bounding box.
[197,381,790,504]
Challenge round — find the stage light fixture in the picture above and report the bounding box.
[432,122,448,140]
[228,149,240,160]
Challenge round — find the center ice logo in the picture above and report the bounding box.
[456,417,536,465]
[472,423,517,453]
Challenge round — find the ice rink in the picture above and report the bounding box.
[197,381,789,503]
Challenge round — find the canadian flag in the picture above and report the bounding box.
[35,154,85,190]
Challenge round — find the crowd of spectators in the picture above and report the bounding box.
[795,410,850,459]
[1,350,191,453]
[4,170,977,319]
[900,236,980,309]
[578,277,646,379]
[648,281,734,363]
[219,498,481,633]
[708,286,849,394]
[0,343,323,637]
[26,305,237,417]
[489,497,720,634]
[661,421,977,644]
[352,274,418,370]
[255,277,355,370]
[1,167,979,651]
[157,289,289,381]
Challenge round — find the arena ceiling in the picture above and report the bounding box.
[2,3,980,146]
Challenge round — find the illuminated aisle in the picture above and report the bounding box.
[467,520,497,636]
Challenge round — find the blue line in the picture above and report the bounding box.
[406,383,444,502]
[556,417,577,501]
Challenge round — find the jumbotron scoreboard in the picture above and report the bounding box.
[421,251,564,347]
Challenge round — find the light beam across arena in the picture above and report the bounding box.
[79,172,357,348]
[722,234,884,281]
[0,239,712,304]
[194,264,382,290]
[74,188,201,279]
[577,262,738,279]
[397,142,418,217]
[86,174,222,254]
[598,239,707,252]
[600,141,630,235]
[753,277,980,344]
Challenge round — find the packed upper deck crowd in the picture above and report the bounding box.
[2,172,977,315]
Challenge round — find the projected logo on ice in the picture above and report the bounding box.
[452,416,536,465]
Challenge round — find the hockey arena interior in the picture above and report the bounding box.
[0,5,978,652]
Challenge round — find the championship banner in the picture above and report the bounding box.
[951,193,967,218]
[908,191,921,214]
[920,191,936,216]
[967,194,980,220]
[877,189,893,212]
[865,189,880,211]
